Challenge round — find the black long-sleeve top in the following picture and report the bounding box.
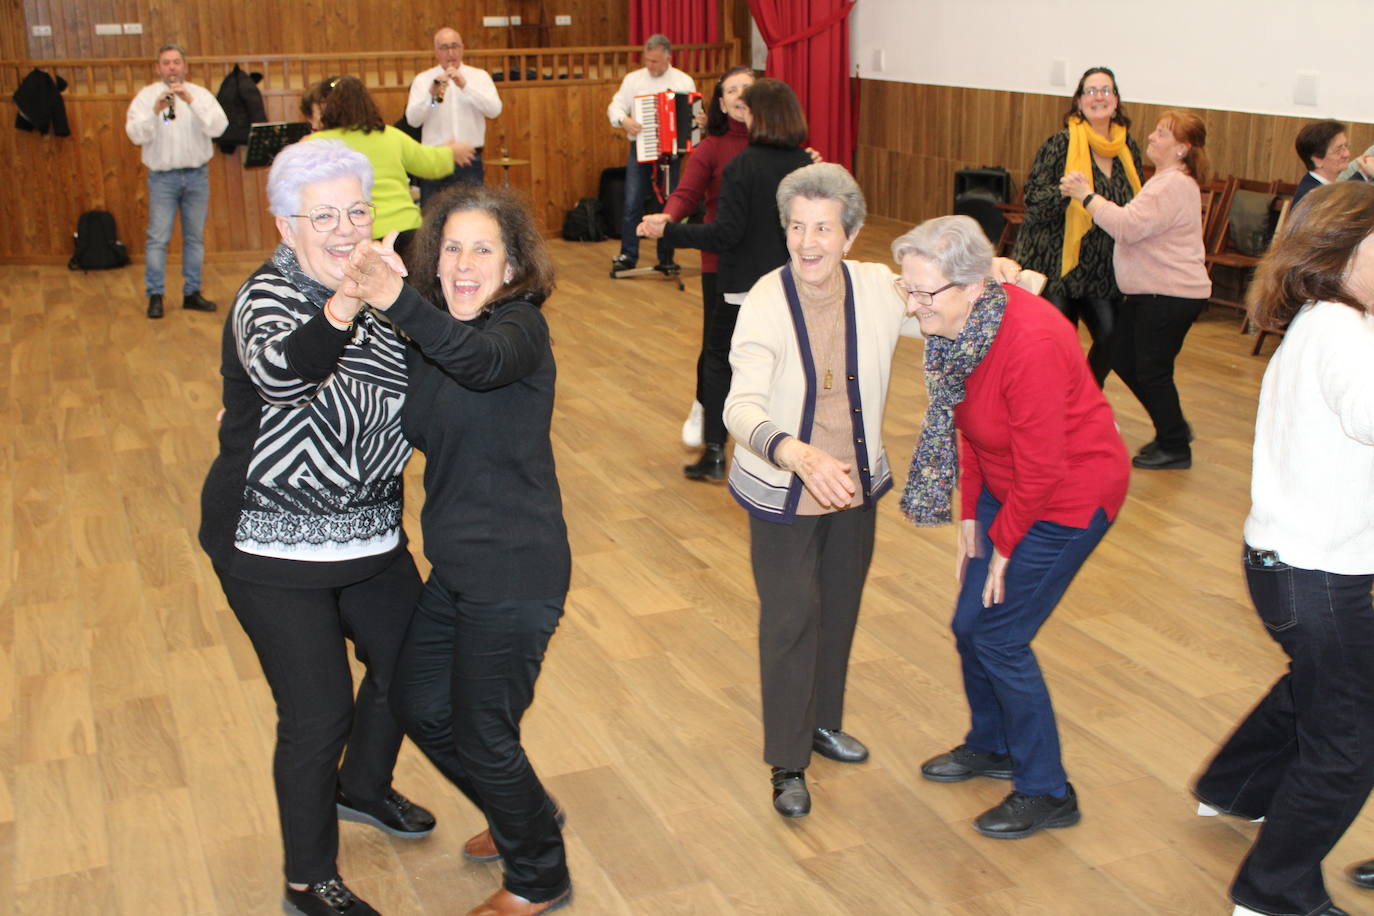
[387,284,570,600]
[663,143,812,295]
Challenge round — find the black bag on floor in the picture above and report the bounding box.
[562,197,608,242]
[598,166,626,239]
[68,210,130,271]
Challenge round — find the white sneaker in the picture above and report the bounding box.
[1198,802,1264,823]
[682,401,704,448]
[1232,906,1265,915]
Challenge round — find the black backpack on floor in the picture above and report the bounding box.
[562,197,608,242]
[69,210,130,271]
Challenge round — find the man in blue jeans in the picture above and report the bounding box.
[605,34,694,274]
[125,44,228,319]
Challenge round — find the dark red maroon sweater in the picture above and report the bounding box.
[662,118,749,274]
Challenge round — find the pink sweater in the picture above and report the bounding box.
[1087,166,1211,299]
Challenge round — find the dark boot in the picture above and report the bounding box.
[683,444,725,481]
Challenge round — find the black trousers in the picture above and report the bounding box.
[698,274,739,448]
[215,550,421,884]
[1111,294,1204,453]
[1196,555,1374,916]
[750,504,876,769]
[1043,291,1116,387]
[392,575,569,903]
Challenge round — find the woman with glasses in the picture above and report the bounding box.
[1014,66,1142,386]
[199,139,434,916]
[1292,120,1372,206]
[309,75,468,260]
[900,215,1129,840]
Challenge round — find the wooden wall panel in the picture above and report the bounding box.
[854,78,1374,226]
[0,48,733,263]
[14,0,631,58]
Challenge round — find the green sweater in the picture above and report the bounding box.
[309,126,453,237]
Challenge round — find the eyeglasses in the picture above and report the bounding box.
[895,277,959,307]
[1081,86,1115,98]
[289,203,375,233]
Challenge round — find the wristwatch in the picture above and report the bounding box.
[1081,193,1096,208]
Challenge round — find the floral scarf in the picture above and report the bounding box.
[899,279,1008,526]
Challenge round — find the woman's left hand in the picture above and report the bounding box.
[637,218,665,239]
[342,232,407,310]
[982,549,1008,607]
[1059,171,1091,201]
[776,437,855,509]
[991,257,1022,284]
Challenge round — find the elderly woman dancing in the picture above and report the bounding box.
[343,184,571,916]
[1194,181,1374,916]
[902,216,1129,839]
[199,139,434,916]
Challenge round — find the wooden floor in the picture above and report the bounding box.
[4,218,1371,915]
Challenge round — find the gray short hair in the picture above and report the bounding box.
[776,163,867,236]
[890,216,992,285]
[645,34,671,54]
[267,140,374,218]
[157,44,186,61]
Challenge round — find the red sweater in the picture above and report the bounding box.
[662,118,749,273]
[956,285,1129,556]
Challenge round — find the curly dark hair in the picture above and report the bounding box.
[319,75,384,133]
[1248,181,1374,329]
[1061,66,1132,130]
[410,184,555,310]
[706,66,754,137]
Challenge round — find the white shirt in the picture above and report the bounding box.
[125,80,228,171]
[606,66,695,127]
[405,64,502,149]
[1244,300,1374,574]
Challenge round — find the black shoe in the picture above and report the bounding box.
[973,783,1080,839]
[812,728,869,763]
[146,294,164,319]
[653,261,680,276]
[336,787,436,838]
[181,290,218,312]
[771,767,810,818]
[684,444,725,481]
[283,877,378,915]
[1132,447,1191,470]
[921,744,1013,783]
[1351,858,1374,889]
[1138,425,1195,457]
[610,254,636,276]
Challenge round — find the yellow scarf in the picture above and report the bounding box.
[1061,117,1142,276]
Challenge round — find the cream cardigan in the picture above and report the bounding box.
[724,260,921,522]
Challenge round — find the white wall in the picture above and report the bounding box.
[851,0,1374,122]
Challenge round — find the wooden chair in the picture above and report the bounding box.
[1250,181,1298,355]
[1205,177,1282,325]
[995,198,1024,257]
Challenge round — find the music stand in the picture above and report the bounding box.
[612,155,691,291]
[242,122,313,169]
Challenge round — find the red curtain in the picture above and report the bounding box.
[747,0,856,169]
[630,0,721,46]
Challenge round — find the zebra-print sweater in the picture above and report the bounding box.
[199,245,413,588]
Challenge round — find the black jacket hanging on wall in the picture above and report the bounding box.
[215,65,267,153]
[13,68,71,137]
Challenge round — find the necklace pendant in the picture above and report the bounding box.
[824,369,833,390]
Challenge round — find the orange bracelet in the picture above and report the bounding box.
[324,297,354,328]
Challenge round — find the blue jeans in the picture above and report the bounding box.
[953,489,1111,796]
[390,575,568,903]
[1196,552,1374,916]
[144,164,209,296]
[619,143,673,265]
[418,150,484,206]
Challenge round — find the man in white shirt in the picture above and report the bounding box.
[125,44,228,319]
[405,27,503,203]
[607,34,695,273]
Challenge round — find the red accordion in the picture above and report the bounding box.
[633,90,704,162]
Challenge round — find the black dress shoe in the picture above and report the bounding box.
[1138,424,1194,456]
[181,290,218,312]
[683,444,725,481]
[653,261,680,276]
[771,767,810,818]
[610,254,636,276]
[336,787,436,838]
[812,728,869,763]
[1132,447,1191,470]
[283,877,378,915]
[973,783,1080,839]
[921,744,1013,782]
[1351,858,1374,889]
[146,293,164,319]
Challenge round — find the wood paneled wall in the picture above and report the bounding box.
[0,46,736,264]
[854,78,1374,225]
[11,0,629,58]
